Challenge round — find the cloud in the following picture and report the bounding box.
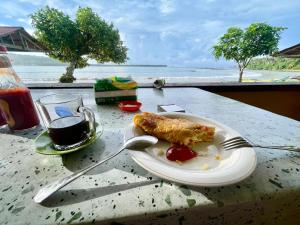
[0,2,29,17]
[159,0,176,15]
[0,0,299,67]
[18,0,43,6]
[17,18,32,26]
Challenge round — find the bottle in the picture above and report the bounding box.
[0,45,39,130]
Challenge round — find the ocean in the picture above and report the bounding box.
[13,65,300,83]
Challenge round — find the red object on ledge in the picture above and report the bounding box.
[118,100,142,112]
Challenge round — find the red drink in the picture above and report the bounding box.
[0,87,39,130]
[0,108,6,126]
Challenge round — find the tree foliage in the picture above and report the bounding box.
[31,6,128,82]
[213,23,285,82]
[248,57,300,70]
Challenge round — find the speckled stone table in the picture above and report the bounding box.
[1,88,300,225]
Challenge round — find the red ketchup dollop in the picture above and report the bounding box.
[166,145,198,162]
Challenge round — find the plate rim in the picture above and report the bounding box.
[126,112,257,187]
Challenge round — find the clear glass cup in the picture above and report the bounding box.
[36,94,96,150]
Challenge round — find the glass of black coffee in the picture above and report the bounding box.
[36,94,96,150]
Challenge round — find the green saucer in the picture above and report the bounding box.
[35,130,102,155]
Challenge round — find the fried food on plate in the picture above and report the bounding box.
[133,112,215,146]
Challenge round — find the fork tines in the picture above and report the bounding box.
[221,136,252,151]
[221,137,300,152]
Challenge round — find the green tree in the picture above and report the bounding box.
[31,6,128,83]
[213,23,285,82]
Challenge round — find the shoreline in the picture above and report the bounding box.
[247,68,300,72]
[21,75,300,84]
[11,65,300,84]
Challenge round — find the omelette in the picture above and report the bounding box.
[133,112,215,146]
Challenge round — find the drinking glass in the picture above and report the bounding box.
[36,94,96,150]
[0,87,40,130]
[0,109,6,127]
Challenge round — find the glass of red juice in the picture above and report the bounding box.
[0,87,40,130]
[0,108,6,127]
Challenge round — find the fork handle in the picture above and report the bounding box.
[252,145,300,153]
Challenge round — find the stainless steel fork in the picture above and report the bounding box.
[221,136,300,153]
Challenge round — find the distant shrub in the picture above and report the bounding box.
[248,57,300,70]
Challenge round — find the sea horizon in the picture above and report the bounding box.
[12,65,300,84]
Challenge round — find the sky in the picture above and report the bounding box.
[1,0,300,67]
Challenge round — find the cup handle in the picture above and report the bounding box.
[79,107,96,135]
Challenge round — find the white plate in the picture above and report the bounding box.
[124,112,257,187]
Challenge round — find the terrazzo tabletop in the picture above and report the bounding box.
[0,87,300,225]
